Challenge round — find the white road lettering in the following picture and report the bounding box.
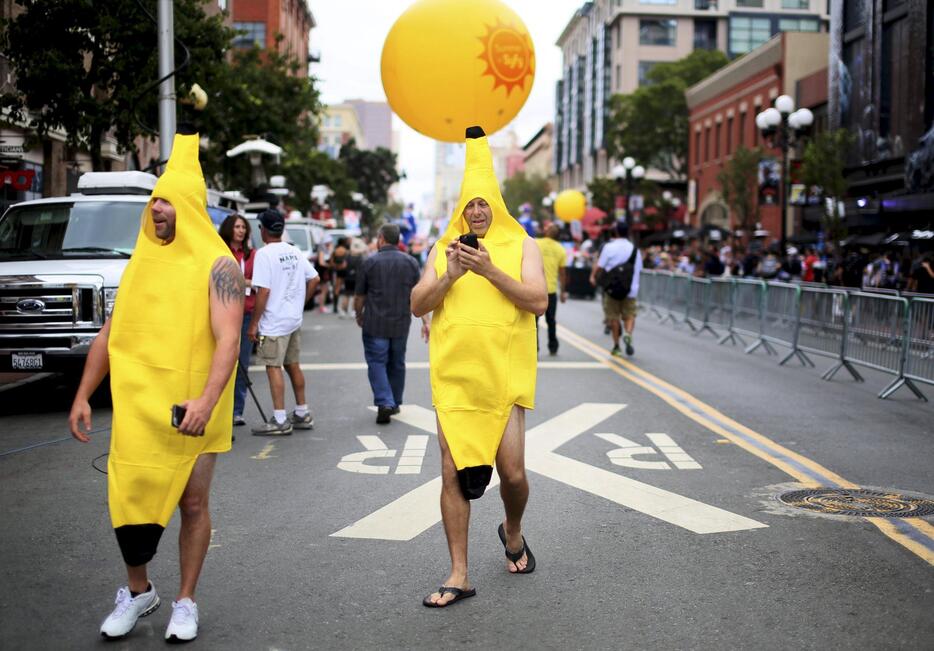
[333,403,766,540]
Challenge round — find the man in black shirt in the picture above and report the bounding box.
[354,224,427,424]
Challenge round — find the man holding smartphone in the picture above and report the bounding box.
[68,129,243,642]
[411,127,547,608]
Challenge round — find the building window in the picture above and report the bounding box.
[694,19,717,50]
[695,130,701,166]
[615,23,621,50]
[615,63,621,91]
[704,127,710,162]
[843,1,867,33]
[738,111,746,147]
[639,19,677,46]
[233,22,266,49]
[726,116,733,155]
[333,115,342,127]
[639,0,676,4]
[736,0,764,7]
[729,16,772,56]
[779,18,819,32]
[781,0,809,8]
[695,0,716,9]
[715,122,721,159]
[638,61,662,86]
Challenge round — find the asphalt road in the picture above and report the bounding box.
[1,297,932,650]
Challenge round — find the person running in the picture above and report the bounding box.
[68,129,242,643]
[590,221,643,356]
[535,222,568,355]
[219,214,255,427]
[411,126,547,608]
[248,209,320,435]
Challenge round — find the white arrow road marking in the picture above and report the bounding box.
[333,403,766,540]
[338,436,396,475]
[596,433,671,470]
[647,433,702,469]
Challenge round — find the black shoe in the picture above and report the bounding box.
[376,406,392,424]
[548,348,558,356]
[624,334,634,356]
[390,406,400,415]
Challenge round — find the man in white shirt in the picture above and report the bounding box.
[590,221,643,356]
[247,209,320,435]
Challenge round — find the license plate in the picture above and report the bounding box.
[11,352,43,370]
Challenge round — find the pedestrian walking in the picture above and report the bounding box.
[248,209,320,435]
[590,221,643,356]
[353,223,425,424]
[68,130,243,643]
[219,214,255,427]
[411,126,547,608]
[535,223,568,355]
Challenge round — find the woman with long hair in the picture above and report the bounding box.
[219,214,255,427]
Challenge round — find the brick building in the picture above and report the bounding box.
[685,31,828,238]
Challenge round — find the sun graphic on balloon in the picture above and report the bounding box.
[478,19,535,96]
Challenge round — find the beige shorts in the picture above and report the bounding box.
[256,329,301,367]
[603,295,638,321]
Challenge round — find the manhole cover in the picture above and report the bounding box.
[778,488,934,518]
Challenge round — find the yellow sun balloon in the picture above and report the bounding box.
[381,0,536,143]
[554,190,586,222]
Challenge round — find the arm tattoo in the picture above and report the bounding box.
[211,257,246,306]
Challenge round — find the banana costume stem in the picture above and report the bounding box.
[429,127,537,500]
[107,132,235,566]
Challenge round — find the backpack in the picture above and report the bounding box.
[601,246,638,300]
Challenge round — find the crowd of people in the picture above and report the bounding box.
[638,236,934,293]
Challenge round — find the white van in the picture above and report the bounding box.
[0,171,229,374]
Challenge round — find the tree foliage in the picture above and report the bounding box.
[1,0,231,170]
[587,177,618,216]
[338,139,401,232]
[501,171,551,222]
[606,50,728,181]
[198,43,323,201]
[717,146,762,232]
[800,129,852,241]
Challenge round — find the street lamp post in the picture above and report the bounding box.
[755,95,813,254]
[611,156,645,225]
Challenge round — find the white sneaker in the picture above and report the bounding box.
[99,584,160,639]
[165,598,198,642]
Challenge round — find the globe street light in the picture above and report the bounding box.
[611,158,645,224]
[756,96,814,254]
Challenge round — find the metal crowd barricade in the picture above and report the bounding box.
[881,297,934,401]
[660,273,690,326]
[707,278,734,341]
[797,287,863,382]
[640,270,665,319]
[842,292,912,399]
[760,281,812,367]
[652,270,673,321]
[730,278,771,353]
[685,278,717,338]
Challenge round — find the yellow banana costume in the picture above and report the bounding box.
[107,132,235,566]
[430,127,536,500]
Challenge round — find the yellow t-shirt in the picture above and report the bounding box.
[536,237,567,294]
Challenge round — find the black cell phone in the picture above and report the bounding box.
[458,233,479,249]
[171,404,187,428]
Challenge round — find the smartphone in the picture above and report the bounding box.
[171,404,187,429]
[458,233,479,249]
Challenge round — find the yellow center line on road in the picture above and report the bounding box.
[556,323,934,567]
[250,443,276,460]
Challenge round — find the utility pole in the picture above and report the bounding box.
[157,0,176,166]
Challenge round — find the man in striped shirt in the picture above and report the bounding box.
[354,224,428,424]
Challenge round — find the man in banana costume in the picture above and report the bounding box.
[69,128,243,642]
[412,126,547,608]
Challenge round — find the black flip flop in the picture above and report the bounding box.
[497,523,536,574]
[422,585,477,608]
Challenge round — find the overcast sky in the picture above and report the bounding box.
[311,0,583,213]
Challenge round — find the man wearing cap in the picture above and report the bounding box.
[68,128,243,642]
[248,209,320,435]
[411,126,547,608]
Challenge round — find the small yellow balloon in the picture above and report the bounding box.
[554,190,586,222]
[381,0,536,143]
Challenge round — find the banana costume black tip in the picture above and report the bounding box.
[465,126,485,139]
